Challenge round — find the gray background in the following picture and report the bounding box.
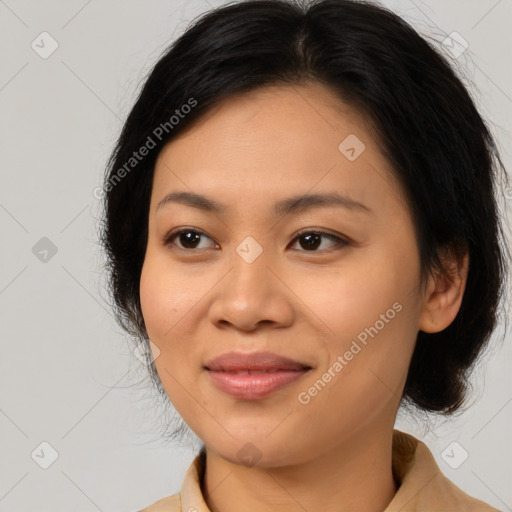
[1,1,511,511]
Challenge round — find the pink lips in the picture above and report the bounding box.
[204,351,312,400]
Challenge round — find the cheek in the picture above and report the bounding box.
[293,296,416,446]
[291,250,415,347]
[139,266,169,342]
[293,247,420,403]
[139,255,205,411]
[139,252,203,341]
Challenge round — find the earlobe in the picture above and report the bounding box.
[418,248,469,334]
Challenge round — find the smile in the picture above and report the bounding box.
[206,368,311,399]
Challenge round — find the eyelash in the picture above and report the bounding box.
[162,227,349,254]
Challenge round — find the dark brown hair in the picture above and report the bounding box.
[100,0,510,415]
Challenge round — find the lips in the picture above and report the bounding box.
[204,351,312,399]
[204,351,311,372]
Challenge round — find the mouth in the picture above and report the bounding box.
[204,351,312,400]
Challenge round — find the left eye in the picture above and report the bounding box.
[289,230,347,252]
[163,228,347,252]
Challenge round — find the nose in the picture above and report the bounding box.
[207,249,295,333]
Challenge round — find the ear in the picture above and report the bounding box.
[418,245,469,334]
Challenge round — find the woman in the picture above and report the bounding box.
[100,1,510,510]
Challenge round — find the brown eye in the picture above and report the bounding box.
[289,231,348,252]
[164,229,216,251]
[163,228,348,253]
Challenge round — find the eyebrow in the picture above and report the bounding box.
[156,191,373,216]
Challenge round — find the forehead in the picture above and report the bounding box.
[161,82,374,159]
[151,83,407,216]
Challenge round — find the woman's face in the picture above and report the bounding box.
[140,82,429,466]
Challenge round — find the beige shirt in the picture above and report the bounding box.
[139,430,500,512]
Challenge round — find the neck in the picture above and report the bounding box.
[201,423,398,512]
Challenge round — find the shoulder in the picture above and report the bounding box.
[138,447,207,512]
[386,430,501,512]
[137,493,181,512]
[435,473,502,512]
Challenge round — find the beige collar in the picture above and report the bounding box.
[141,430,499,512]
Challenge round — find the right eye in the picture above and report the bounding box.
[163,228,218,251]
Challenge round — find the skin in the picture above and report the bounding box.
[139,82,469,512]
